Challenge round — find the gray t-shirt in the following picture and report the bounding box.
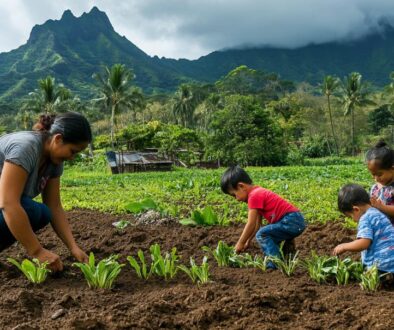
[0,131,63,198]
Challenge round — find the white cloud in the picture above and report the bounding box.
[1,0,394,59]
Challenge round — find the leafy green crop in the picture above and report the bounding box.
[150,244,179,280]
[270,251,300,276]
[7,258,50,284]
[73,253,124,289]
[178,256,211,285]
[124,198,158,214]
[180,206,221,226]
[360,265,381,291]
[127,250,153,280]
[303,252,336,283]
[202,241,235,267]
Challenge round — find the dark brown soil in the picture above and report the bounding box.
[1,210,393,330]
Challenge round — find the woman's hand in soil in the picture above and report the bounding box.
[332,243,347,256]
[32,247,63,272]
[70,246,88,263]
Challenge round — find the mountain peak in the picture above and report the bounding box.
[61,9,75,20]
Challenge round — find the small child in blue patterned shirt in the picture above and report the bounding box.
[366,140,394,224]
[333,184,394,274]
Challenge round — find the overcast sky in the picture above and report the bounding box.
[1,0,394,59]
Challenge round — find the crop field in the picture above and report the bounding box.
[1,162,393,329]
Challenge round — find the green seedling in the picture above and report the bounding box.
[178,256,211,285]
[180,206,220,226]
[303,252,335,284]
[127,250,153,280]
[246,255,270,272]
[360,265,381,291]
[150,243,179,280]
[270,251,300,276]
[112,219,131,230]
[73,253,124,289]
[202,241,234,267]
[7,258,51,284]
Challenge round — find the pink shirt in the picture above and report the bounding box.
[247,186,299,224]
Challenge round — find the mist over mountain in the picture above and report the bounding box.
[1,7,394,102]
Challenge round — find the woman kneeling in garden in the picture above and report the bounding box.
[0,112,92,272]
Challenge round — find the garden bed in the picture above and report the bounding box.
[0,210,393,330]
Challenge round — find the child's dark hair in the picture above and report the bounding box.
[34,112,92,144]
[365,140,394,170]
[220,166,253,194]
[338,183,370,213]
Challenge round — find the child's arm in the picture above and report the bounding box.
[333,238,371,256]
[235,209,260,253]
[244,215,261,248]
[370,197,394,218]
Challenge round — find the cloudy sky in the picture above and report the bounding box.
[1,0,394,59]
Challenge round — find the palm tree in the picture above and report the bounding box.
[322,75,340,155]
[341,72,374,155]
[93,64,143,148]
[22,76,74,114]
[172,84,195,128]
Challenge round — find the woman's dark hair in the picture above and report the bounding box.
[34,112,92,144]
[221,165,253,194]
[338,183,370,213]
[365,139,394,170]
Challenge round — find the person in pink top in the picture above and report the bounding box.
[221,166,306,269]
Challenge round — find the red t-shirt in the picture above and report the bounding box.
[247,186,299,224]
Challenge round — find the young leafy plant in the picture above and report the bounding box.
[180,206,220,226]
[73,253,124,289]
[202,241,235,267]
[150,243,179,280]
[112,219,131,231]
[124,198,158,214]
[127,250,153,280]
[360,265,381,291]
[178,256,211,285]
[303,252,336,284]
[270,250,300,276]
[246,255,270,272]
[7,258,50,284]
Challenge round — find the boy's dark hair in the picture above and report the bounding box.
[338,183,370,213]
[365,140,394,170]
[220,165,253,194]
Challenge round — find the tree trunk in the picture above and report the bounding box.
[351,108,355,156]
[327,95,339,155]
[110,105,115,150]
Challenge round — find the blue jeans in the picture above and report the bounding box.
[256,212,306,267]
[0,196,52,252]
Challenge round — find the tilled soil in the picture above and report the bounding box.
[0,210,393,330]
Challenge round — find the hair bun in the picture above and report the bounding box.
[375,139,388,149]
[33,114,56,131]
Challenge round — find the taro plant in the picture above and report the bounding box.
[246,255,270,272]
[360,265,381,291]
[73,253,124,289]
[150,243,179,280]
[7,258,50,284]
[269,243,300,276]
[303,252,336,284]
[202,241,234,267]
[178,256,211,285]
[127,250,153,280]
[180,206,220,226]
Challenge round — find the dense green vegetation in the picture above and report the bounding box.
[61,160,370,224]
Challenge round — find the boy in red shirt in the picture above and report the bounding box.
[221,166,306,268]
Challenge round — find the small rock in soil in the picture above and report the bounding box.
[51,308,66,320]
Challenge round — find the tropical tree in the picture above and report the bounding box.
[341,72,374,155]
[172,84,196,128]
[21,76,74,114]
[321,75,340,155]
[93,64,143,148]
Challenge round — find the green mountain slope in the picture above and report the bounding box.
[1,7,394,103]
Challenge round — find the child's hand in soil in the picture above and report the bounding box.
[32,247,63,272]
[235,241,246,253]
[332,243,347,256]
